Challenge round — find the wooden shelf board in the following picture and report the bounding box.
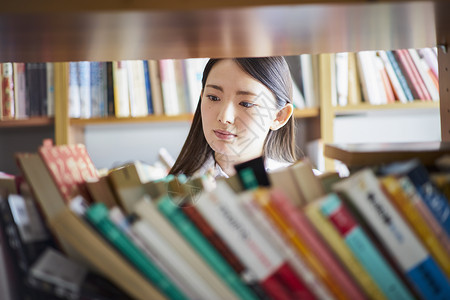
[332,101,439,115]
[0,117,54,128]
[293,107,319,118]
[70,114,194,126]
[0,1,441,62]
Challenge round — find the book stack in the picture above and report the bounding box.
[5,140,450,300]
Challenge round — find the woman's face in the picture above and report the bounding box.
[201,59,280,164]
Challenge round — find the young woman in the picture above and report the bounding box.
[170,57,297,177]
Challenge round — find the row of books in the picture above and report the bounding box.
[2,139,449,299]
[0,62,54,120]
[334,47,439,106]
[68,58,209,119]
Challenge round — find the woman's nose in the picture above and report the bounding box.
[217,102,235,125]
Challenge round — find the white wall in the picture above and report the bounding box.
[84,121,191,170]
[333,107,440,144]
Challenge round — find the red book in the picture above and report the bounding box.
[401,49,432,100]
[38,139,99,204]
[394,50,426,100]
[269,188,367,300]
[2,63,15,118]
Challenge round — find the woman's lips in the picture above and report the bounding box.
[214,130,237,140]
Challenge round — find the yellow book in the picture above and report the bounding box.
[381,176,450,277]
[304,200,387,300]
[347,52,362,105]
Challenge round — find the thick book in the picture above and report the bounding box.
[333,169,450,300]
[318,193,414,300]
[157,194,258,300]
[38,140,99,204]
[112,61,131,117]
[133,196,240,300]
[324,141,450,169]
[85,203,188,300]
[304,199,387,300]
[2,62,15,118]
[380,176,450,277]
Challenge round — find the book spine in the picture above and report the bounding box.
[241,192,334,300]
[408,49,439,101]
[333,169,450,300]
[106,62,115,116]
[401,49,431,100]
[254,188,349,300]
[46,63,55,116]
[377,51,407,103]
[406,163,450,236]
[13,62,27,119]
[385,51,414,101]
[143,60,154,115]
[393,50,423,100]
[148,60,164,115]
[418,48,439,81]
[69,62,81,118]
[270,189,366,300]
[194,191,294,300]
[77,61,91,118]
[320,193,414,300]
[2,63,15,118]
[304,200,387,300]
[85,203,188,300]
[157,195,258,300]
[400,176,450,254]
[112,61,130,117]
[381,176,450,277]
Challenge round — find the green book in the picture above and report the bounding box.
[157,195,258,300]
[85,203,187,300]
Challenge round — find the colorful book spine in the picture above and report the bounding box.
[269,188,367,300]
[381,176,450,277]
[401,49,431,100]
[304,200,387,300]
[156,195,258,300]
[195,187,296,300]
[320,193,414,300]
[333,169,450,300]
[241,191,335,300]
[378,51,407,103]
[399,176,450,254]
[385,51,414,101]
[143,60,153,115]
[85,203,188,300]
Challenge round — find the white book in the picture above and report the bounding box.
[159,59,180,116]
[301,54,318,107]
[68,62,81,118]
[113,61,131,117]
[127,60,148,117]
[195,182,283,281]
[77,61,91,118]
[238,191,335,300]
[184,58,209,113]
[357,51,385,105]
[419,48,439,79]
[133,197,238,300]
[408,49,439,101]
[335,52,349,106]
[378,51,408,103]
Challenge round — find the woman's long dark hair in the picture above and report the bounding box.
[170,57,296,176]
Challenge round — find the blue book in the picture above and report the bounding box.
[380,159,450,236]
[385,51,414,101]
[320,193,414,300]
[143,60,154,114]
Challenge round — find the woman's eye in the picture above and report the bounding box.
[207,95,220,101]
[240,102,256,108]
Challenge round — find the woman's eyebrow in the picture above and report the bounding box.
[205,84,223,92]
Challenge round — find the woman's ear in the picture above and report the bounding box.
[270,103,293,130]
